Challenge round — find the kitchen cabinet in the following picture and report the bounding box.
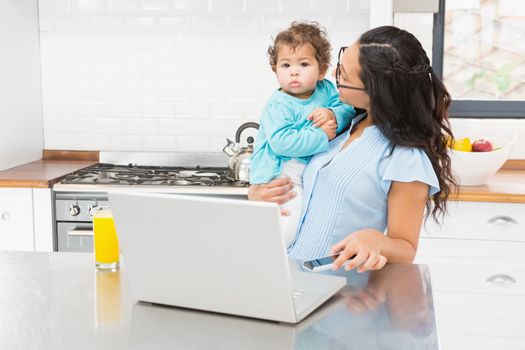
[0,188,53,252]
[429,262,525,349]
[415,201,525,348]
[0,188,34,251]
[415,201,525,264]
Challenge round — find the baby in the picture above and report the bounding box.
[250,21,355,248]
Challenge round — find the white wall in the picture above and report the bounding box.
[0,1,44,171]
[39,0,370,152]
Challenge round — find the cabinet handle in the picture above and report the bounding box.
[486,274,516,286]
[487,215,518,226]
[67,229,94,237]
[1,212,9,221]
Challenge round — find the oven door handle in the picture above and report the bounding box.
[67,229,94,237]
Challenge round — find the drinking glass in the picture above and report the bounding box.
[93,206,119,271]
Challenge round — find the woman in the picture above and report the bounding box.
[248,26,455,273]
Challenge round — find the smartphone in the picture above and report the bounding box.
[302,254,356,272]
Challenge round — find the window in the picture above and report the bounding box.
[433,0,525,118]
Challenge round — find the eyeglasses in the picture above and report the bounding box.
[335,46,366,91]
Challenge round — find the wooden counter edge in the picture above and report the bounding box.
[503,159,525,170]
[43,150,99,161]
[0,180,52,188]
[451,192,525,203]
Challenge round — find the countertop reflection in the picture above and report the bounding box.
[0,252,438,350]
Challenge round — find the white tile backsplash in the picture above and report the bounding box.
[174,136,210,152]
[126,118,158,134]
[158,17,191,31]
[244,0,279,14]
[71,0,105,12]
[142,101,176,117]
[108,101,142,117]
[109,134,142,150]
[39,0,371,152]
[77,134,110,149]
[77,101,108,117]
[311,0,349,13]
[45,133,77,149]
[173,0,209,13]
[142,135,176,151]
[93,118,125,134]
[158,119,192,135]
[209,0,244,14]
[140,0,171,12]
[124,17,157,32]
[107,0,137,12]
[39,0,71,13]
[281,0,313,13]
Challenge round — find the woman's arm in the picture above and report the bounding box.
[331,180,429,272]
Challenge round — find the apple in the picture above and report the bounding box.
[472,139,494,152]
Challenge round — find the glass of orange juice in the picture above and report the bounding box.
[93,206,119,271]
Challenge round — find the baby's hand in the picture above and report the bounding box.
[320,120,337,140]
[307,108,336,127]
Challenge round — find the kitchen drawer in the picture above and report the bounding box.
[437,316,525,340]
[435,292,525,321]
[429,262,525,295]
[440,334,525,350]
[421,201,525,242]
[415,238,525,263]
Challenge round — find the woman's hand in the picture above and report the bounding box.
[329,229,388,273]
[247,178,296,215]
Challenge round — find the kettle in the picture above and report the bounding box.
[223,122,259,182]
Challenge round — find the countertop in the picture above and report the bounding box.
[450,168,525,203]
[0,251,439,350]
[0,151,98,188]
[0,159,98,188]
[1,154,524,202]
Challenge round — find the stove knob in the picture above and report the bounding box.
[88,204,98,216]
[69,204,80,217]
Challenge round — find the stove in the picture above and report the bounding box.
[59,163,248,187]
[53,162,249,253]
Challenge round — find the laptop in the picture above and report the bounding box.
[108,191,346,324]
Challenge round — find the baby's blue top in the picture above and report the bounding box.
[288,113,441,260]
[250,79,355,184]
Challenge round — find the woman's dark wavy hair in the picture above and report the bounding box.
[357,26,456,221]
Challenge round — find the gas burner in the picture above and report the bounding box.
[59,163,249,188]
[170,179,197,186]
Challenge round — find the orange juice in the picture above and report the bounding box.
[93,207,119,270]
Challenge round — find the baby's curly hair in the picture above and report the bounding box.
[267,21,331,71]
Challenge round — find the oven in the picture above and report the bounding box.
[52,163,249,252]
[54,192,108,252]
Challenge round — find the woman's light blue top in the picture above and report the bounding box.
[288,114,440,260]
[250,79,355,184]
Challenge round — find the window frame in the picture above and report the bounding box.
[432,0,525,119]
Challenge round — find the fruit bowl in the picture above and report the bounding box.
[449,133,517,186]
